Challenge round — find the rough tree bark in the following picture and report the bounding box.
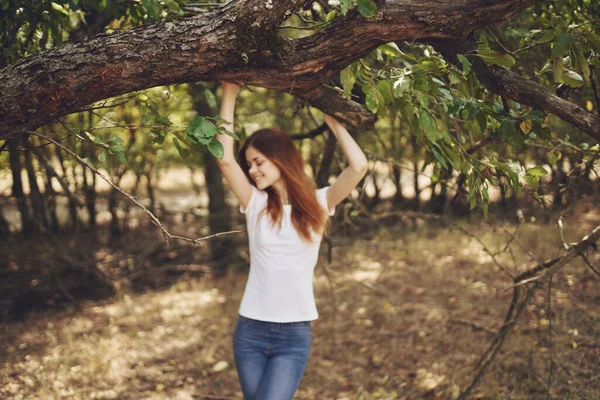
[1,0,554,140]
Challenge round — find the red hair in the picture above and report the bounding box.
[239,128,329,241]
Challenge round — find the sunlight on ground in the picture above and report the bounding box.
[2,218,599,399]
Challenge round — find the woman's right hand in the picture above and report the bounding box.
[221,81,240,98]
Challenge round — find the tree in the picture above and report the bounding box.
[6,0,595,136]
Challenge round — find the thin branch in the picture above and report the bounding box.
[495,220,540,263]
[30,131,241,245]
[579,252,600,278]
[449,221,516,279]
[448,319,497,336]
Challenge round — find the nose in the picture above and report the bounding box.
[249,163,257,174]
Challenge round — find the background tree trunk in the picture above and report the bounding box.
[9,137,35,234]
[189,83,238,274]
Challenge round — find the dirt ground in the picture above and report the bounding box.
[1,214,599,399]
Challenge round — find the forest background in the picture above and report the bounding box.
[0,0,599,399]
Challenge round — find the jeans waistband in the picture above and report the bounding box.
[238,315,311,329]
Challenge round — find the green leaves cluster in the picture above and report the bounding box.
[88,134,126,164]
[338,0,377,18]
[475,35,516,68]
[523,16,599,88]
[0,0,184,65]
[185,116,238,160]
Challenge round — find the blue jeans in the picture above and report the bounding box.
[232,315,312,400]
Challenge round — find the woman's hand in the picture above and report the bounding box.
[221,81,240,99]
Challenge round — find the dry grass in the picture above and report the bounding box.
[1,215,599,399]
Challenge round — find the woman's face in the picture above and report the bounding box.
[245,146,282,191]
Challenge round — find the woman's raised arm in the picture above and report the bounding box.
[323,114,368,210]
[215,82,252,209]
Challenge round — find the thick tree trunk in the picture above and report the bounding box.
[0,0,545,139]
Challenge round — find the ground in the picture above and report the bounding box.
[1,214,599,399]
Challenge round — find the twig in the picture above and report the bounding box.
[496,220,540,263]
[448,220,515,279]
[448,319,497,336]
[30,131,241,245]
[579,253,600,278]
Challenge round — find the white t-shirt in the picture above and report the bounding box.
[238,185,335,322]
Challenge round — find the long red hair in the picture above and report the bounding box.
[239,128,329,241]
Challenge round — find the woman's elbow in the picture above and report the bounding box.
[352,160,369,175]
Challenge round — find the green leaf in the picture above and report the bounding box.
[151,130,166,145]
[552,33,572,58]
[493,54,516,68]
[114,151,127,164]
[431,146,448,169]
[393,76,411,98]
[523,175,540,191]
[379,42,402,57]
[377,80,394,104]
[204,88,217,108]
[219,127,240,141]
[98,151,106,162]
[173,138,190,160]
[457,54,472,75]
[468,187,478,210]
[527,166,548,177]
[339,0,354,15]
[356,0,376,18]
[583,31,600,50]
[340,66,356,97]
[107,136,124,145]
[419,110,438,141]
[326,10,338,22]
[186,116,219,145]
[207,138,224,159]
[364,84,378,113]
[561,69,584,88]
[572,46,591,85]
[553,57,564,83]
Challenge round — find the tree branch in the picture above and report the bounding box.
[0,0,535,138]
[430,38,600,142]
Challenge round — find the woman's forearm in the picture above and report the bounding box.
[324,114,368,173]
[217,83,239,164]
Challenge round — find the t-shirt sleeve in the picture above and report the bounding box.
[239,185,268,215]
[316,186,336,216]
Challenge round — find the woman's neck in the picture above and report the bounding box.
[272,181,289,205]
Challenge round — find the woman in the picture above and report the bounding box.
[216,82,368,400]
